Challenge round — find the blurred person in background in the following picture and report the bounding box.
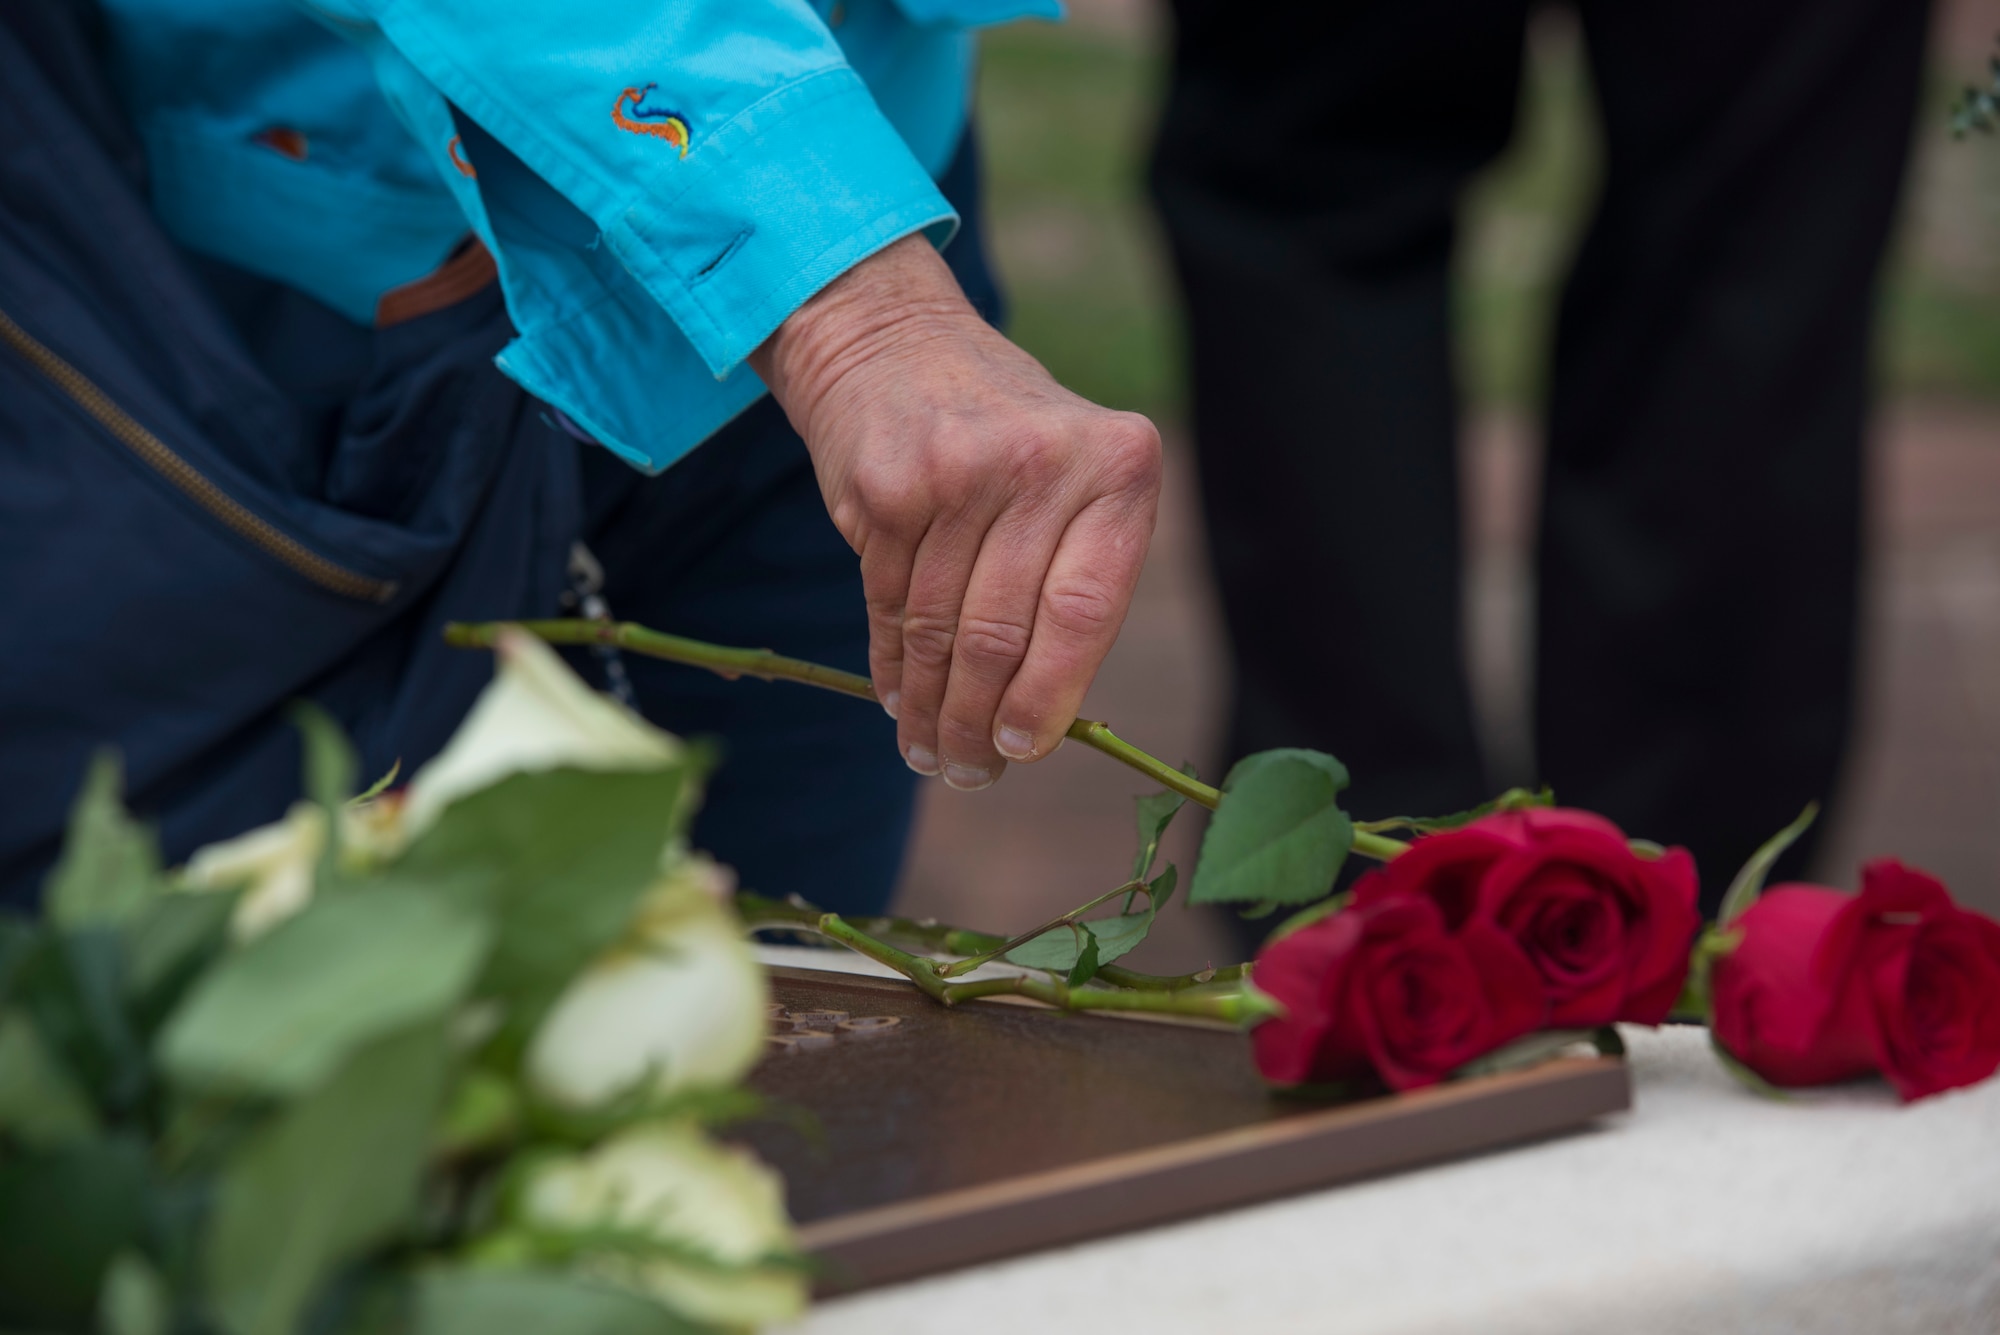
[0,1,1162,912]
[1150,0,1933,916]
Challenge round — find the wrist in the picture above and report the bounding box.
[750,235,979,434]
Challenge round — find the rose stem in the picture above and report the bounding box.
[739,892,1248,992]
[740,892,1252,998]
[445,620,1214,806]
[444,619,1406,861]
[812,913,1273,1025]
[931,878,1148,979]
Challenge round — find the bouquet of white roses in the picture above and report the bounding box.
[0,631,800,1335]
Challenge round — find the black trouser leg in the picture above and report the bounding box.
[1150,0,1529,827]
[1538,0,1932,910]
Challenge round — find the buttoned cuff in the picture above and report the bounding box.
[603,67,957,378]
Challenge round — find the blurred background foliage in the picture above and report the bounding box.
[972,10,2000,427]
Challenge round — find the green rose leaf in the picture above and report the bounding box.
[1065,931,1102,988]
[1080,923,1144,963]
[0,1010,99,1149]
[206,1022,453,1335]
[55,929,147,1110]
[414,1269,707,1335]
[0,916,34,1004]
[293,702,358,812]
[2,924,142,1113]
[1717,803,1819,928]
[382,767,690,1009]
[1007,865,1178,975]
[350,758,403,807]
[0,1138,149,1331]
[294,704,362,884]
[36,756,164,1104]
[1709,1032,1792,1102]
[122,890,236,1012]
[1086,864,1177,963]
[1131,778,1192,882]
[435,1068,522,1159]
[45,753,162,933]
[1355,785,1553,836]
[1669,924,1744,1023]
[1006,923,1094,974]
[1452,1030,1593,1081]
[97,1251,169,1335]
[159,890,489,1097]
[1190,749,1354,906]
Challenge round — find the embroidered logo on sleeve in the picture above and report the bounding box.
[612,83,690,157]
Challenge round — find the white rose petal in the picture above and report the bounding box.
[633,850,737,922]
[522,1121,805,1327]
[526,882,766,1109]
[402,628,682,838]
[178,801,326,941]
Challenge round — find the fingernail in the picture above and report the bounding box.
[996,726,1036,761]
[904,742,940,776]
[942,762,993,791]
[881,690,900,720]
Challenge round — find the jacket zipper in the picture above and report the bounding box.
[0,305,398,604]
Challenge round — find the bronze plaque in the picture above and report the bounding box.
[736,967,1630,1293]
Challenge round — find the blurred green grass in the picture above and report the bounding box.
[975,23,1180,421]
[974,20,2000,426]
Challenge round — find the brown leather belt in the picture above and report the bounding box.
[373,236,497,328]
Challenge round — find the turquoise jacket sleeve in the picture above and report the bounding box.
[307,0,1054,471]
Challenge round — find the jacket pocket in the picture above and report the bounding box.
[0,304,398,604]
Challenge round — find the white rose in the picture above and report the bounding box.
[526,856,766,1109]
[401,628,682,839]
[177,628,679,936]
[520,1120,806,1327]
[179,801,326,941]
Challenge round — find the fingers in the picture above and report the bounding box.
[928,412,1160,787]
[892,509,992,779]
[990,421,1160,764]
[856,528,916,722]
[839,445,935,733]
[930,504,1068,788]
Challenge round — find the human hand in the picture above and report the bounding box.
[749,235,1162,790]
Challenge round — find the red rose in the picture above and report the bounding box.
[1250,897,1545,1091]
[1354,809,1699,1027]
[1712,860,2000,1101]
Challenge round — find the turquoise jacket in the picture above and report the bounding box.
[98,0,1058,473]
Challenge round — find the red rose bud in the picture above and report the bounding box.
[1353,808,1699,1027]
[1250,897,1546,1092]
[1707,888,1874,1087]
[1712,860,2000,1101]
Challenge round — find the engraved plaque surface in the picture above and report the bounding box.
[734,967,1631,1293]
